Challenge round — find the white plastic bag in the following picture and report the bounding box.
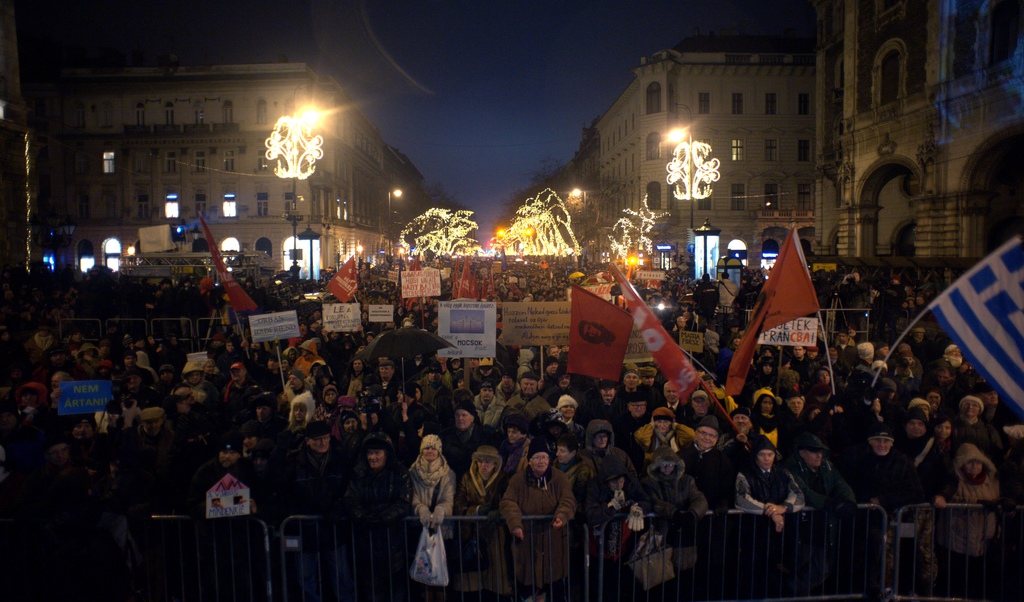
[410,526,449,587]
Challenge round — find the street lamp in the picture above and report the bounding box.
[387,188,402,255]
[30,212,77,269]
[666,124,720,230]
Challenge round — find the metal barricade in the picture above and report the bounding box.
[58,317,104,342]
[151,317,198,351]
[106,317,150,342]
[892,503,1024,602]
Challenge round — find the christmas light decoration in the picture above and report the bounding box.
[399,208,480,257]
[504,188,580,256]
[666,134,720,201]
[608,195,669,260]
[264,112,324,180]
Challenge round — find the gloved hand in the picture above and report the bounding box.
[476,503,492,516]
[417,507,431,527]
[833,500,857,522]
[608,489,626,511]
[673,510,697,531]
[487,510,502,523]
[627,504,645,532]
[713,506,731,518]
[429,509,445,529]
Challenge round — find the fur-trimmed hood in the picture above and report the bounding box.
[584,419,615,451]
[646,446,685,482]
[953,442,997,480]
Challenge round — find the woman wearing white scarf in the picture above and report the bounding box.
[410,434,456,532]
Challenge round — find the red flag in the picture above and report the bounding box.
[611,263,700,399]
[725,229,819,396]
[197,215,258,313]
[410,254,421,271]
[469,262,479,300]
[328,257,358,302]
[568,285,633,381]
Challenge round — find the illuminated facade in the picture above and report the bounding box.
[23,60,427,275]
[0,0,29,268]
[812,0,1024,259]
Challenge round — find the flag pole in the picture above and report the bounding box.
[815,310,837,396]
[869,309,931,388]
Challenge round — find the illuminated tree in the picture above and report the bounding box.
[399,209,479,257]
[504,189,580,256]
[608,195,670,260]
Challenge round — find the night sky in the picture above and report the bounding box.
[15,0,816,235]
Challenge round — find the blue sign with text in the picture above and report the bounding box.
[58,380,113,415]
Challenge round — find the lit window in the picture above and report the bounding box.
[223,193,237,217]
[165,193,179,219]
[731,139,745,161]
[103,151,115,174]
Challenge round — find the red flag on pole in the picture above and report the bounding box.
[610,263,701,399]
[725,229,819,396]
[469,262,479,300]
[328,256,358,302]
[568,285,633,381]
[197,215,258,313]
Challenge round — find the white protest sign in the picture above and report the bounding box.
[322,303,361,332]
[387,269,399,284]
[635,270,666,281]
[249,310,301,343]
[368,304,394,323]
[437,302,497,357]
[206,473,252,519]
[187,351,207,363]
[757,317,819,347]
[402,268,441,298]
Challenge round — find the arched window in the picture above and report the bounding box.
[894,223,916,256]
[646,82,662,114]
[222,100,234,123]
[991,0,1020,65]
[646,182,662,210]
[102,238,121,272]
[135,102,145,126]
[255,237,273,257]
[879,50,900,104]
[220,237,240,252]
[164,102,175,125]
[646,132,662,160]
[256,99,268,124]
[78,239,95,272]
[727,239,748,266]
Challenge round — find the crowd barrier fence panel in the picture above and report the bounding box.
[57,317,104,343]
[150,317,198,352]
[106,317,150,342]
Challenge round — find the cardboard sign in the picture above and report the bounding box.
[388,269,400,284]
[757,317,819,347]
[206,474,252,519]
[187,351,208,364]
[491,261,502,274]
[501,302,571,346]
[677,330,705,354]
[635,270,666,281]
[57,380,113,415]
[368,304,394,323]
[249,310,301,343]
[322,303,361,332]
[402,268,441,298]
[437,302,497,357]
[623,327,654,363]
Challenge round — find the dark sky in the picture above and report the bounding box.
[15,0,816,235]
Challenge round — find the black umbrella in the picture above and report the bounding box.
[355,325,456,363]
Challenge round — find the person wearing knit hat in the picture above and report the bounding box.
[409,429,454,555]
[438,398,485,476]
[634,404,696,471]
[955,395,1004,460]
[856,342,875,363]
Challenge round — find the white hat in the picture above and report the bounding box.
[556,395,578,410]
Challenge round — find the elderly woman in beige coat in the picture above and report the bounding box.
[410,434,456,602]
[452,445,511,595]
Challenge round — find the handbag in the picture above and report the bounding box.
[410,526,450,587]
[626,531,675,591]
[447,533,490,573]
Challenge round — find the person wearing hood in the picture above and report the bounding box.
[749,388,781,449]
[409,434,456,602]
[734,434,805,597]
[453,445,512,596]
[578,419,638,480]
[633,407,695,471]
[500,437,577,602]
[642,446,708,574]
[342,433,413,602]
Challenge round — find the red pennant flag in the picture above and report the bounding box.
[197,215,258,313]
[726,229,819,396]
[328,257,358,302]
[568,285,633,381]
[611,263,701,399]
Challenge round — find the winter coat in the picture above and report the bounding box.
[679,442,736,511]
[783,433,855,553]
[937,443,1000,557]
[839,444,926,514]
[954,417,1004,462]
[583,454,652,527]
[439,424,489,478]
[634,421,696,471]
[641,447,709,525]
[280,445,350,550]
[410,458,457,537]
[577,420,637,480]
[499,466,576,588]
[735,437,805,515]
[452,461,511,594]
[341,434,413,527]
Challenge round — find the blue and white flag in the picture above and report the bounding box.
[927,236,1024,419]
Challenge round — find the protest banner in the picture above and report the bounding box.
[437,301,497,357]
[206,474,252,519]
[249,310,301,343]
[388,269,399,284]
[402,268,441,298]
[624,327,654,363]
[368,304,394,323]
[501,302,571,346]
[57,380,113,415]
[635,270,666,281]
[678,330,705,353]
[186,351,207,364]
[322,303,361,332]
[757,317,819,346]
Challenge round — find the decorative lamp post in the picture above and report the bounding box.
[266,107,322,279]
[30,212,77,269]
[666,129,720,230]
[693,219,721,280]
[387,188,402,254]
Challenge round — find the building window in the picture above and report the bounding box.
[731,139,745,161]
[797,183,813,210]
[135,102,146,126]
[103,193,117,218]
[223,149,235,172]
[78,194,90,219]
[798,93,810,115]
[698,92,710,114]
[164,151,177,173]
[646,132,661,160]
[103,151,115,174]
[798,139,811,161]
[765,93,777,115]
[257,155,268,171]
[137,194,150,219]
[730,184,745,211]
[256,99,268,125]
[764,183,779,209]
[101,102,114,127]
[194,150,206,172]
[646,182,661,210]
[164,193,179,219]
[256,192,269,217]
[194,193,207,217]
[75,152,88,175]
[193,102,204,124]
[285,191,296,212]
[764,139,778,161]
[134,151,148,173]
[991,1,1020,65]
[697,197,711,211]
[880,51,900,104]
[646,82,662,114]
[222,101,234,123]
[731,93,744,114]
[223,193,237,217]
[164,102,175,125]
[72,102,85,128]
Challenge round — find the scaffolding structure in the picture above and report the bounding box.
[119,252,275,280]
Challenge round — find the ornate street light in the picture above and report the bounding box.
[30,212,77,268]
[264,111,324,180]
[666,129,721,230]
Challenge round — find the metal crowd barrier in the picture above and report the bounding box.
[57,317,104,342]
[106,317,150,342]
[151,317,198,351]
[892,503,1024,602]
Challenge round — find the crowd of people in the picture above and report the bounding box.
[1,257,1023,601]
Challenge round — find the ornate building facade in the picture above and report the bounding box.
[0,0,29,268]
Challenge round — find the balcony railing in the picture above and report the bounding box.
[152,124,180,135]
[213,123,239,133]
[759,209,814,220]
[183,123,211,134]
[123,125,149,135]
